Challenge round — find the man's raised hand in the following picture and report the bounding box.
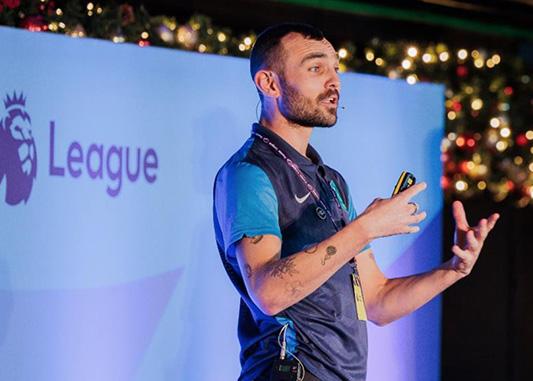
[448,200,499,277]
[356,182,428,240]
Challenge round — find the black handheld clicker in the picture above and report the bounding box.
[270,357,301,381]
[392,171,416,196]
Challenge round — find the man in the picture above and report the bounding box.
[212,23,499,381]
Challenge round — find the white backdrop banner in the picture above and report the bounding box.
[0,26,444,381]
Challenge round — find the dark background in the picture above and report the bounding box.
[143,1,533,379]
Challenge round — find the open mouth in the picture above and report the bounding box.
[321,95,338,106]
[319,92,339,107]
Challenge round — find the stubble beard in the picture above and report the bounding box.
[277,74,338,128]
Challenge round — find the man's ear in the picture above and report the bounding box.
[254,70,281,99]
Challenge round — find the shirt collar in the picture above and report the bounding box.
[251,123,324,170]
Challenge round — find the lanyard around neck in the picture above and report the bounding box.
[251,131,344,231]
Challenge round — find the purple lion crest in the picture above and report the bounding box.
[0,91,37,205]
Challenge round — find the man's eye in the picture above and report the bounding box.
[334,67,340,72]
[309,66,320,72]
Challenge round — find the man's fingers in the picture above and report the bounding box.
[408,226,420,234]
[474,219,488,241]
[416,211,427,222]
[408,211,427,224]
[487,213,500,230]
[452,244,469,260]
[452,200,470,230]
[466,229,479,251]
[397,182,427,201]
[470,218,489,241]
[401,211,427,235]
[407,202,419,215]
[451,245,477,276]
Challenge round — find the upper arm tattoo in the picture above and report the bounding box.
[249,235,264,244]
[244,264,252,278]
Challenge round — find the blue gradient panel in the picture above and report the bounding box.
[0,26,443,381]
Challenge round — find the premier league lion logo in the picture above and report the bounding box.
[0,92,37,205]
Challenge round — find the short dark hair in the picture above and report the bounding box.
[250,23,325,80]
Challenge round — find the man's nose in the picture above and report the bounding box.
[327,68,341,91]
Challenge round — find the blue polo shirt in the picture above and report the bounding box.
[213,123,369,381]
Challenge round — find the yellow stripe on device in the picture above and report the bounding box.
[392,171,416,196]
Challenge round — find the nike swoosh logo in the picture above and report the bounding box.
[294,192,311,204]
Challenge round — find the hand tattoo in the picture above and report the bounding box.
[321,245,337,265]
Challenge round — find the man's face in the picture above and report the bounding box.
[276,33,341,128]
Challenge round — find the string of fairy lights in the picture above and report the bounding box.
[1,0,532,207]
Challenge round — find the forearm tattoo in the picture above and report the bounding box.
[304,244,319,254]
[285,280,303,297]
[267,252,299,279]
[321,245,337,265]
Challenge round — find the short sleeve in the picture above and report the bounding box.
[214,161,282,256]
